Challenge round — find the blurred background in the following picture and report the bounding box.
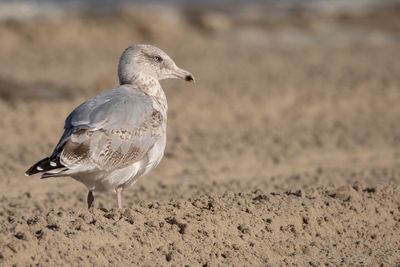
[0,0,400,209]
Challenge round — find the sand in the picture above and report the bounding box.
[0,6,400,266]
[1,186,399,266]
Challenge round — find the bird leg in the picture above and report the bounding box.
[87,190,94,209]
[116,187,123,209]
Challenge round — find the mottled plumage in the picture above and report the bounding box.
[26,44,194,208]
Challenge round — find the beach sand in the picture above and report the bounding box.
[0,6,399,266]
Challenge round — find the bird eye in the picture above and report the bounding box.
[153,55,163,63]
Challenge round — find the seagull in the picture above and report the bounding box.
[25,44,194,209]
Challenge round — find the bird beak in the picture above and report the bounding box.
[172,67,195,83]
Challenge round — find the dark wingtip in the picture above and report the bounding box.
[25,157,51,176]
[25,166,39,176]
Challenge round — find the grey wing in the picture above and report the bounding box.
[51,88,164,171]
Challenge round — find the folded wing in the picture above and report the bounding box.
[40,87,164,177]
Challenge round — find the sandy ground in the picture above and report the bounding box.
[0,6,400,266]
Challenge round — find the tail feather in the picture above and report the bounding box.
[41,168,69,179]
[25,156,66,177]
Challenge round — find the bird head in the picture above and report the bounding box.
[118,44,195,85]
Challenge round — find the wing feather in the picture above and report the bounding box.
[51,86,164,172]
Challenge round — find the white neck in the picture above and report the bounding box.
[121,72,160,95]
[122,72,168,113]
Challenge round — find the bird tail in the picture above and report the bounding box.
[25,156,67,178]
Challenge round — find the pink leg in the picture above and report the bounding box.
[116,187,123,209]
[87,191,94,209]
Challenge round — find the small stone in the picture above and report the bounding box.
[14,232,26,240]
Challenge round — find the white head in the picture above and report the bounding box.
[118,44,194,85]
